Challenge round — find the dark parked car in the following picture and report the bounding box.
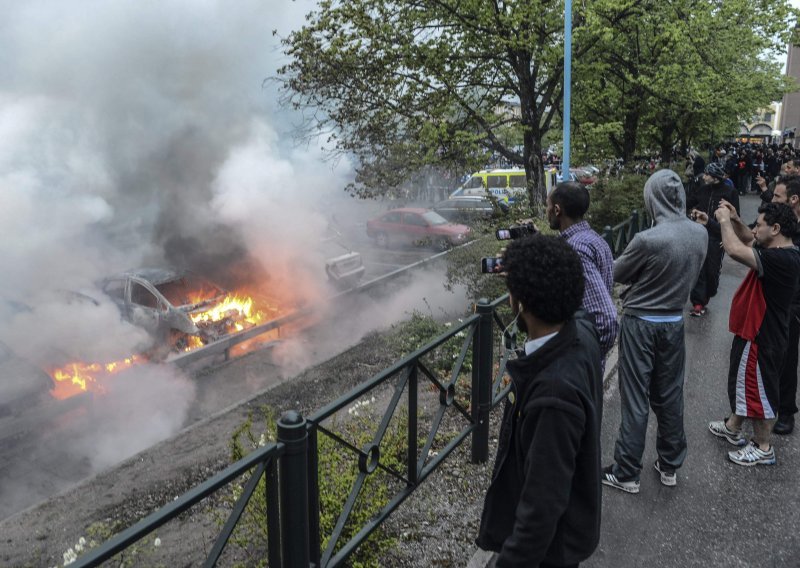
[433,197,502,222]
[366,207,471,249]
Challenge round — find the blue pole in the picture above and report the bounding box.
[562,0,572,182]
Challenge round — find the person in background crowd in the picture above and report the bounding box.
[547,182,619,365]
[734,149,752,196]
[708,203,800,465]
[687,162,740,317]
[755,158,799,203]
[770,177,800,434]
[477,235,602,568]
[602,170,707,493]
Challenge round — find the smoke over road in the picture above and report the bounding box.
[0,0,355,510]
[0,0,467,521]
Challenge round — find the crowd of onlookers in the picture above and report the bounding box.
[684,141,800,195]
[477,155,800,565]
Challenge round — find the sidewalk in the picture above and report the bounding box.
[469,194,800,566]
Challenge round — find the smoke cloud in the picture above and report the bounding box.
[0,0,359,515]
[0,0,468,521]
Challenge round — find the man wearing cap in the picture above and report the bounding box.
[686,162,740,316]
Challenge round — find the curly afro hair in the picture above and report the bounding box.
[758,202,798,238]
[503,234,585,324]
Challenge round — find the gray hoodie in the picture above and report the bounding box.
[614,169,708,316]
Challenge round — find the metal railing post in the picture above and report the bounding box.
[472,299,494,463]
[602,225,612,251]
[629,210,639,241]
[277,411,310,568]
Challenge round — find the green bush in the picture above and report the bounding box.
[587,174,648,232]
[222,404,409,568]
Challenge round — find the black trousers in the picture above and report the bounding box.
[690,237,724,307]
[487,554,578,568]
[780,310,800,418]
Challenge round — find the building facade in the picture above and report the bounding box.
[780,41,800,146]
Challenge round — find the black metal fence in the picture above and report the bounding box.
[73,295,514,568]
[601,209,651,257]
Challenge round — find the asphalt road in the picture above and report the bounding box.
[586,193,800,568]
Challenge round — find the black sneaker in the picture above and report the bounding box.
[653,460,676,487]
[601,464,640,494]
[774,414,794,435]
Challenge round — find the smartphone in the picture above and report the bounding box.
[495,223,537,240]
[481,257,504,273]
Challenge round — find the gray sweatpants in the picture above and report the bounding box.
[613,315,687,480]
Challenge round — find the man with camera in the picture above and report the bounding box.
[546,182,619,363]
[477,234,602,568]
[708,202,800,465]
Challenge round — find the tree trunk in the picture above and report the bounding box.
[523,129,546,213]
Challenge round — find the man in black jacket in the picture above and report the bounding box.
[687,162,740,316]
[476,235,603,568]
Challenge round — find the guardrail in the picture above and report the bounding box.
[73,295,515,568]
[601,209,651,257]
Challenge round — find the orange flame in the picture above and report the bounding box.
[190,293,266,330]
[47,290,285,397]
[49,356,139,400]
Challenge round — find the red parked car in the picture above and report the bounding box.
[366,208,471,250]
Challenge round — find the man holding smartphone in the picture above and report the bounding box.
[546,182,619,363]
[477,234,602,567]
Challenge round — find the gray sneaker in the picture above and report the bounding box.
[653,460,676,487]
[728,441,776,466]
[601,464,640,494]
[708,419,746,446]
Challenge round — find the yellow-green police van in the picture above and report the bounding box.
[450,168,557,202]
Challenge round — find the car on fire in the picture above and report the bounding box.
[99,268,257,358]
[365,207,471,250]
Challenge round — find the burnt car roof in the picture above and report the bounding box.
[107,268,188,285]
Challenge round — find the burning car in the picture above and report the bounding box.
[100,268,276,358]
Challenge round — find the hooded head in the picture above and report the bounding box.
[643,170,686,224]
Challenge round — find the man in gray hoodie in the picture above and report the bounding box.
[602,170,708,493]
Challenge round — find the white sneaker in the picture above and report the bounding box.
[708,419,746,446]
[654,460,676,487]
[728,441,776,466]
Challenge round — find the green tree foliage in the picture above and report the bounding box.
[572,0,798,163]
[277,0,642,207]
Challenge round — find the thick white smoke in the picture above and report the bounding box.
[0,0,350,515]
[0,0,469,522]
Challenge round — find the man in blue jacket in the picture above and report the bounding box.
[477,235,603,567]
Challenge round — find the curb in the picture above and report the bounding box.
[466,343,619,566]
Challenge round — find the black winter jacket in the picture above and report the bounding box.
[476,315,603,567]
[686,181,739,240]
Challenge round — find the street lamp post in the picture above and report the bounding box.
[562,0,572,182]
